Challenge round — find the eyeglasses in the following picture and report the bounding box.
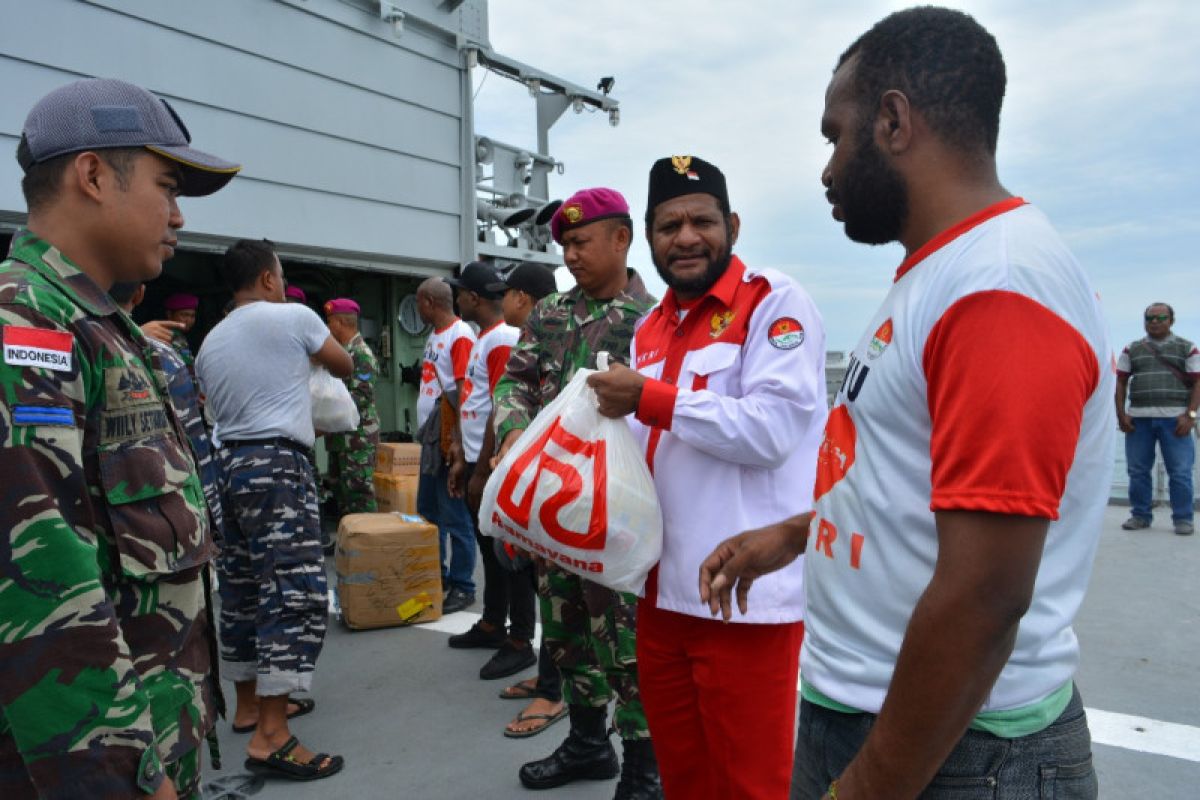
[1145,314,1171,322]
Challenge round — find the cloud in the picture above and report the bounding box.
[477,1,1200,351]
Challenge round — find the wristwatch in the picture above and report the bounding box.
[1188,410,1198,420]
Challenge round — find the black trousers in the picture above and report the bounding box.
[469,463,561,700]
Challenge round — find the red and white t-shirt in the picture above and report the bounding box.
[802,199,1115,713]
[460,321,518,462]
[417,318,475,428]
[626,256,827,623]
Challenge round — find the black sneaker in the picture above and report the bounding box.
[479,640,537,680]
[448,621,506,649]
[442,587,476,614]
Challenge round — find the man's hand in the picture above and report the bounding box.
[146,777,178,799]
[1118,412,1135,434]
[491,429,523,470]
[586,362,645,419]
[1175,413,1195,437]
[467,466,490,516]
[698,512,813,620]
[141,319,184,345]
[447,441,466,498]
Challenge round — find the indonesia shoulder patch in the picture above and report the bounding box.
[3,326,74,372]
[767,317,804,350]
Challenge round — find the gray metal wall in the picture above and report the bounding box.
[0,0,489,272]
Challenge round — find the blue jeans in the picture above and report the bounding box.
[1126,417,1195,522]
[791,685,1097,799]
[417,464,477,594]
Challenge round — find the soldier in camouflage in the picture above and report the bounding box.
[324,297,379,515]
[0,78,239,800]
[492,188,662,799]
[196,238,351,783]
[163,292,198,370]
[112,282,227,546]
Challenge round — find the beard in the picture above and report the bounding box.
[834,124,909,245]
[652,220,735,297]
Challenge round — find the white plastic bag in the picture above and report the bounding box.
[310,366,360,433]
[480,353,663,594]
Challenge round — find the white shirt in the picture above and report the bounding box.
[196,301,330,446]
[416,318,475,428]
[626,256,827,623]
[802,199,1115,713]
[460,321,519,462]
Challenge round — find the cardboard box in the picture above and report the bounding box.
[373,472,419,515]
[376,443,421,476]
[336,512,443,629]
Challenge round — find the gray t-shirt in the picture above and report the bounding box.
[196,301,330,446]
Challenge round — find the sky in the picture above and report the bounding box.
[473,0,1200,353]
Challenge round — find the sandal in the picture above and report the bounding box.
[499,678,538,701]
[503,705,568,739]
[231,697,316,734]
[244,736,344,781]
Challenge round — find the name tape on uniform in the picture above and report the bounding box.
[3,326,74,372]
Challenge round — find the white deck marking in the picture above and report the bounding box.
[332,602,1200,764]
[1086,708,1200,763]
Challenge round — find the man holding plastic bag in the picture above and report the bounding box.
[587,156,827,800]
[196,239,351,780]
[490,188,662,797]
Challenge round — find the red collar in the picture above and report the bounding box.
[477,320,503,337]
[434,317,462,335]
[661,255,746,317]
[894,197,1027,282]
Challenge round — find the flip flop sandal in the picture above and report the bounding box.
[503,706,568,739]
[231,697,316,734]
[498,680,539,701]
[244,736,344,781]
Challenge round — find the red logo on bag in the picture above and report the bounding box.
[496,419,608,550]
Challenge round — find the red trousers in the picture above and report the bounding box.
[636,599,804,800]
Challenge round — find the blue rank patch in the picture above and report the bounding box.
[356,372,372,381]
[13,405,74,427]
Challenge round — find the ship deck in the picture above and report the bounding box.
[201,504,1199,799]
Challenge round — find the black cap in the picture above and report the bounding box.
[446,261,503,300]
[646,155,729,220]
[486,262,557,300]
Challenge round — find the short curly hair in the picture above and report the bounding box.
[838,6,1006,155]
[220,238,277,293]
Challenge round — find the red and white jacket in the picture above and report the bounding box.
[627,256,827,623]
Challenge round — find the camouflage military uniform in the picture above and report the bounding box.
[0,232,217,799]
[149,337,226,543]
[169,327,194,368]
[217,443,328,695]
[326,332,379,514]
[493,269,655,740]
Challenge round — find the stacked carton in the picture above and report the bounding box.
[373,442,420,514]
[336,512,443,629]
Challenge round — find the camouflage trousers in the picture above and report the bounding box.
[538,565,649,740]
[327,431,378,514]
[216,444,328,696]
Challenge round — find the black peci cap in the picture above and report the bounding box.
[646,155,729,220]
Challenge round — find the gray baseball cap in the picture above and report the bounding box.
[18,78,240,197]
